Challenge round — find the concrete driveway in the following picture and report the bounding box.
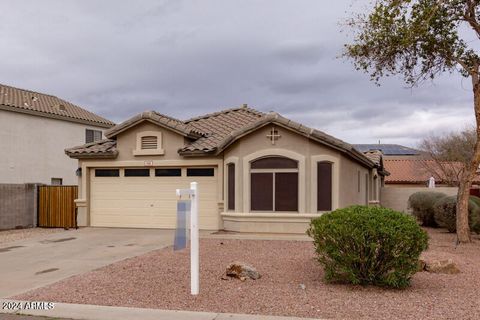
[0,228,174,298]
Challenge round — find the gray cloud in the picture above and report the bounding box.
[0,0,474,146]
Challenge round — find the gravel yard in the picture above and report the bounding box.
[0,228,66,245]
[14,228,480,319]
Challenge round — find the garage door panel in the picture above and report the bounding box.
[90,168,219,229]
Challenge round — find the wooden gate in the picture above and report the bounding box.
[38,186,78,228]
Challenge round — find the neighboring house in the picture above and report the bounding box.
[66,105,387,233]
[384,159,454,187]
[0,84,115,185]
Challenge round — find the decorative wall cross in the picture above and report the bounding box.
[266,126,281,145]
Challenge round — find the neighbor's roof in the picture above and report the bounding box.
[354,144,421,155]
[385,159,435,184]
[66,105,377,168]
[384,159,480,184]
[0,83,114,128]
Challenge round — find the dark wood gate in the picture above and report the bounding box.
[38,186,78,228]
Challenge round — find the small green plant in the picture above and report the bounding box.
[407,191,447,227]
[433,196,480,233]
[307,206,428,289]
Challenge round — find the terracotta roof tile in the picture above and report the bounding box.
[65,139,117,159]
[0,84,114,127]
[66,105,379,169]
[384,159,480,184]
[181,106,264,152]
[105,111,204,139]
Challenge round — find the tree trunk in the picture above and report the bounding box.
[456,178,472,243]
[457,78,480,243]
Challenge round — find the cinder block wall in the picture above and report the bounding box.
[381,186,458,213]
[0,184,38,230]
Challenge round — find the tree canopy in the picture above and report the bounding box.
[345,0,480,85]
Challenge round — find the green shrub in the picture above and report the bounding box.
[407,191,447,227]
[307,206,428,289]
[433,196,480,233]
[469,195,480,208]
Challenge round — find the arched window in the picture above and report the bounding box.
[250,156,298,212]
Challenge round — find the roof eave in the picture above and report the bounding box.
[0,104,114,128]
[65,150,118,160]
[178,148,217,157]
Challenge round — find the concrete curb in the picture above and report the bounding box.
[0,299,321,320]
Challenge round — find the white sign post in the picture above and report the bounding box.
[176,182,199,295]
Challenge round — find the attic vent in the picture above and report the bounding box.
[141,136,158,150]
[58,105,66,111]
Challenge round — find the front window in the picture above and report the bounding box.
[250,156,298,212]
[317,162,332,211]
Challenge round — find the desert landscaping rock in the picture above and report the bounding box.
[14,229,480,319]
[226,262,261,280]
[424,259,460,274]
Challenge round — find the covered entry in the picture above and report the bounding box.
[89,167,219,229]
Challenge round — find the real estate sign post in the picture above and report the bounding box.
[176,182,199,295]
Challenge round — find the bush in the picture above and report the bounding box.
[433,196,480,233]
[408,191,447,227]
[470,195,480,208]
[307,206,428,289]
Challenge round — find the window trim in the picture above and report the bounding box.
[316,161,333,212]
[51,178,63,186]
[249,157,299,213]
[227,163,235,211]
[310,155,339,213]
[133,131,164,156]
[243,149,306,213]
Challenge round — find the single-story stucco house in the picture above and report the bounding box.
[66,105,387,233]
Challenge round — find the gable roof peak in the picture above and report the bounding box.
[184,105,264,123]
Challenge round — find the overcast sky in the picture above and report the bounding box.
[0,0,474,147]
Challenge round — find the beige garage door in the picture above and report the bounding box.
[90,167,219,229]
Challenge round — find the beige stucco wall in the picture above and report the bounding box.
[75,122,223,227]
[0,109,108,185]
[222,123,372,216]
[381,186,458,213]
[115,121,186,161]
[75,120,376,233]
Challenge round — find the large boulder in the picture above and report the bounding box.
[226,262,261,280]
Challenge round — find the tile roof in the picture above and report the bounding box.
[65,139,117,159]
[354,144,421,155]
[105,111,204,139]
[384,159,480,184]
[364,150,382,166]
[181,106,265,153]
[0,83,114,128]
[67,105,379,169]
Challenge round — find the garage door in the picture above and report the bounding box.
[90,167,219,229]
